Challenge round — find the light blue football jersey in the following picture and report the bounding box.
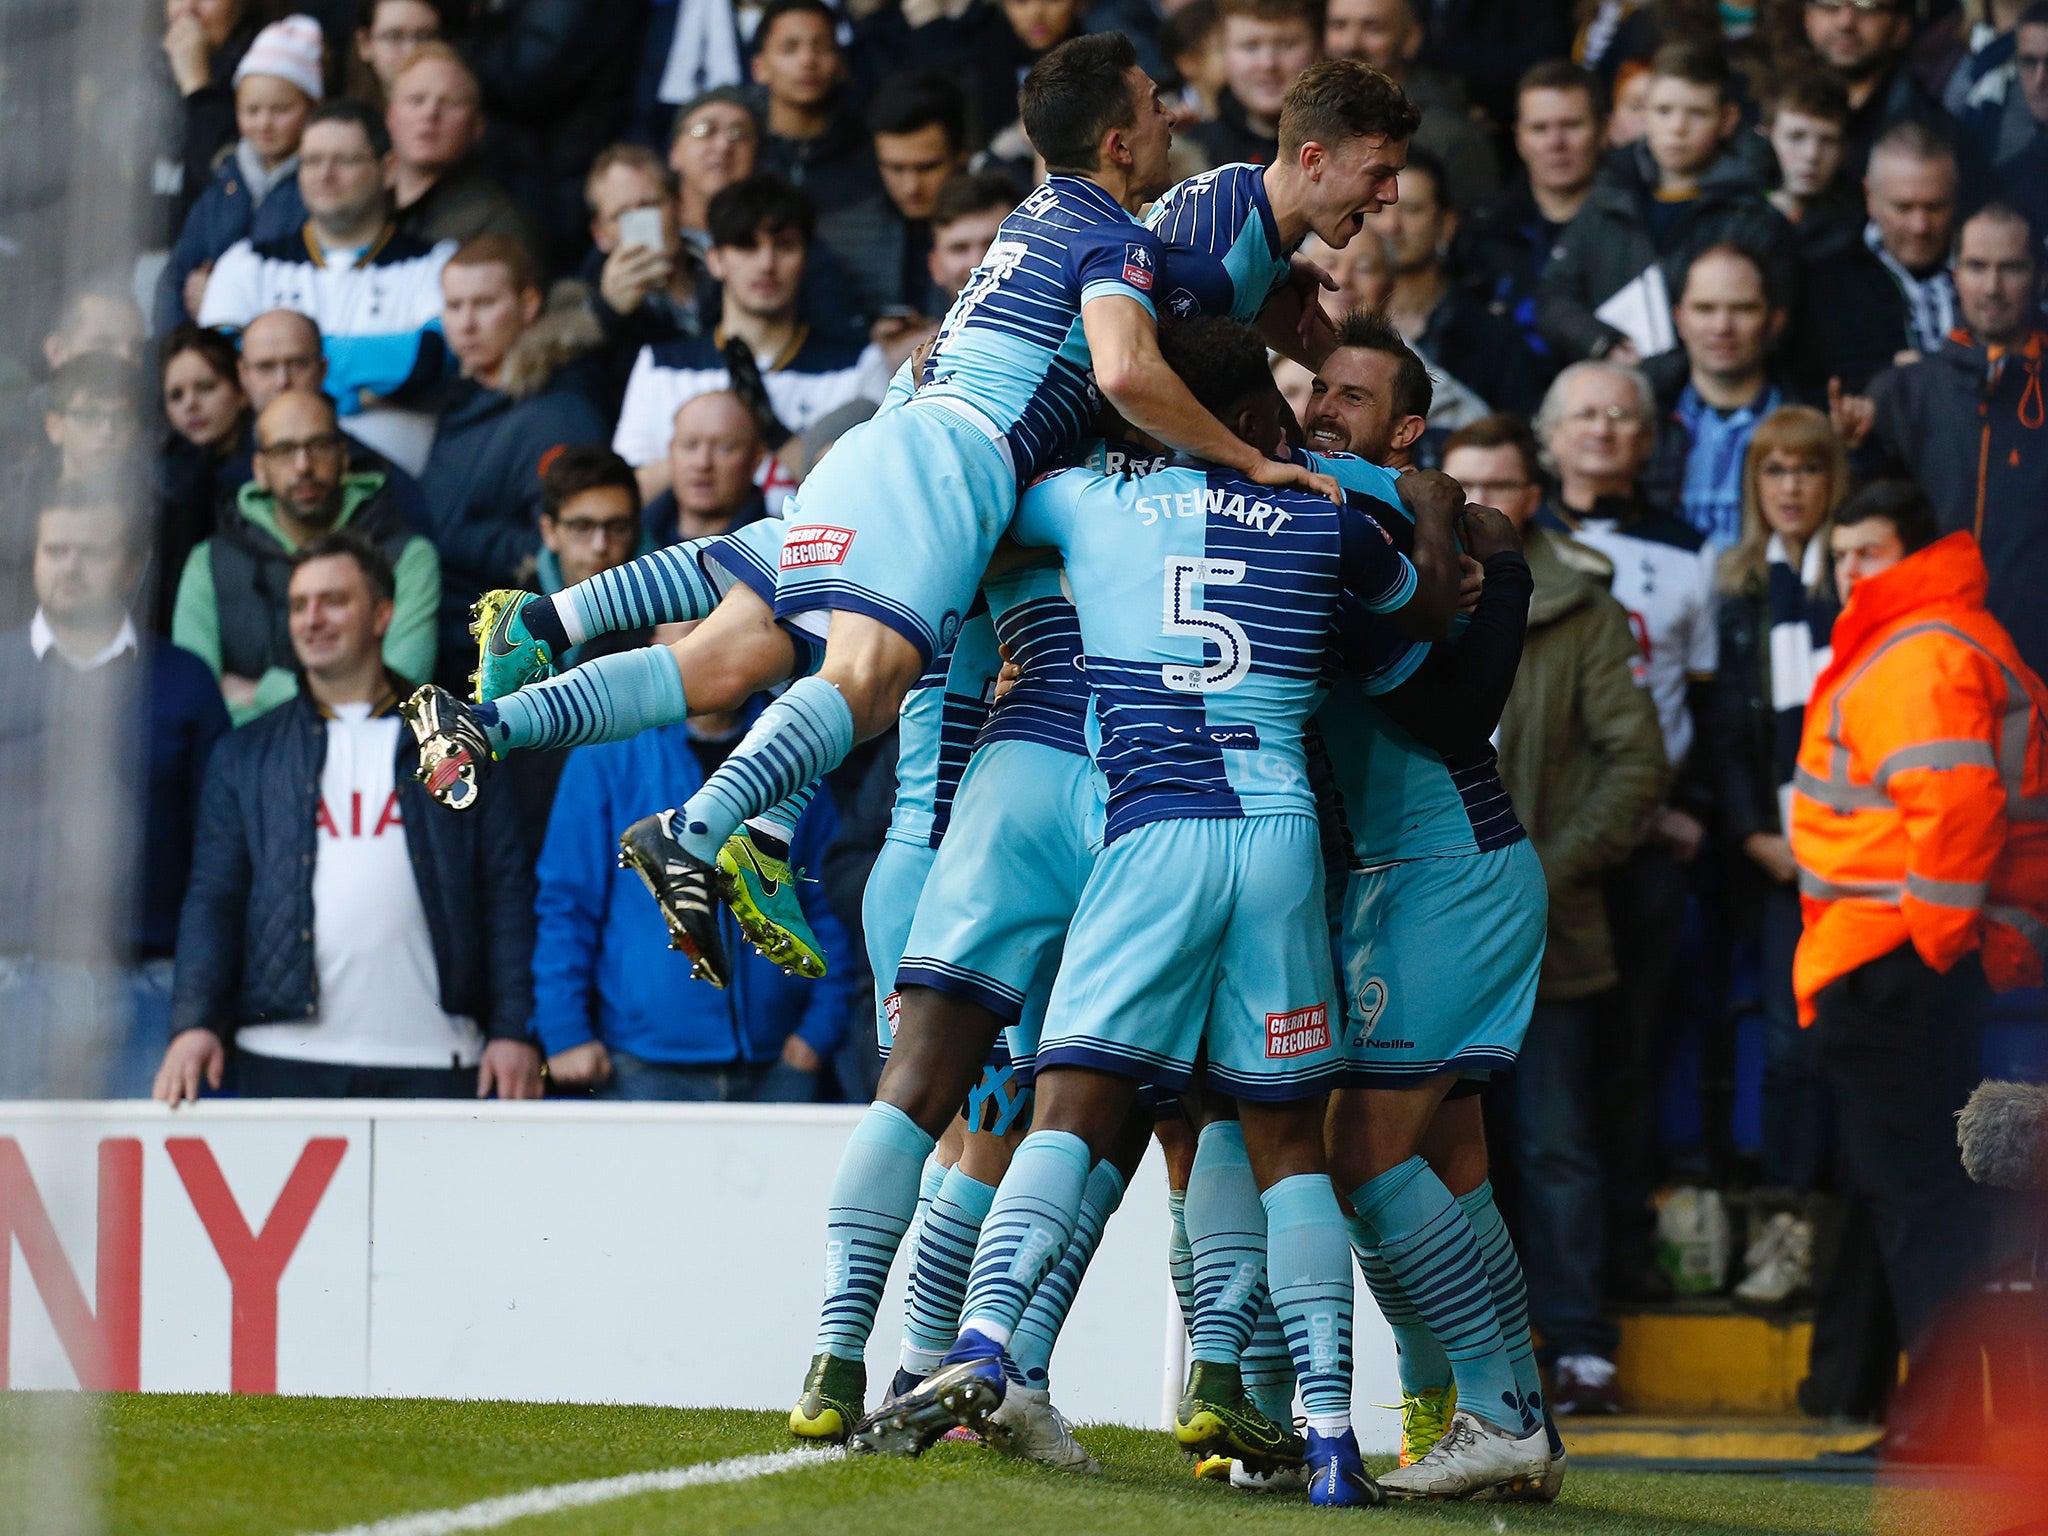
[1145,163,1293,324]
[918,176,1162,479]
[888,607,1002,849]
[1012,458,1418,842]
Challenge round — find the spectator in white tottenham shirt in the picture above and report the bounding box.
[155,533,541,1103]
[612,174,884,504]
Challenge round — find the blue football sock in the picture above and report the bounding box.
[1457,1180,1544,1422]
[1345,1212,1453,1396]
[900,1166,995,1376]
[673,675,853,863]
[1263,1174,1355,1435]
[1011,1160,1127,1388]
[745,784,817,851]
[1241,1288,1298,1427]
[1166,1187,1196,1336]
[814,1102,935,1360]
[474,644,685,754]
[1185,1121,1268,1366]
[958,1130,1092,1346]
[897,1153,947,1357]
[1353,1157,1528,1434]
[556,537,721,644]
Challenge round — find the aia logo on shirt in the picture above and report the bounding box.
[780,524,856,569]
[1122,244,1156,292]
[1266,1003,1331,1059]
[317,791,402,838]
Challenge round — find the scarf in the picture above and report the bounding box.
[1864,220,1956,356]
[1766,531,1835,831]
[234,140,298,207]
[1675,381,1779,548]
[657,0,743,105]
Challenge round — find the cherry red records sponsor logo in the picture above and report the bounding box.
[884,990,901,1030]
[780,525,855,569]
[1266,1003,1331,1058]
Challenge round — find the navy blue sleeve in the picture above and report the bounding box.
[1337,501,1419,614]
[1070,222,1163,311]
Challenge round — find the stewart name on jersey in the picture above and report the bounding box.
[1011,454,1417,842]
[915,176,1162,481]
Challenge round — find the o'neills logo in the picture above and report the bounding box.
[781,525,856,568]
[1267,1004,1331,1058]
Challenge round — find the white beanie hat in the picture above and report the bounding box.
[233,15,325,102]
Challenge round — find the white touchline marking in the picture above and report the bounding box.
[301,1447,843,1536]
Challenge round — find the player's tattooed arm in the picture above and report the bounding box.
[1381,468,1466,640]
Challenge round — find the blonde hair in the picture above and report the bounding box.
[1716,404,1848,595]
[389,39,479,101]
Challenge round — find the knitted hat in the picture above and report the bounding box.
[233,15,325,102]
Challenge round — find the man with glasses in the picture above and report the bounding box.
[1802,0,1950,175]
[1535,359,1718,1345]
[1981,4,2048,242]
[419,235,607,679]
[173,389,440,723]
[199,99,456,478]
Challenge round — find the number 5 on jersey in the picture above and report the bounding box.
[1162,556,1250,693]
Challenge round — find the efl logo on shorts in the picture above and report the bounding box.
[1266,1003,1331,1059]
[1122,244,1156,291]
[780,525,856,569]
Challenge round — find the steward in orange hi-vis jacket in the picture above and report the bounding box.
[1791,530,2048,1027]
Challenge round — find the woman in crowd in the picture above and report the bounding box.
[154,325,251,630]
[1708,404,1847,1302]
[158,0,264,238]
[349,0,443,110]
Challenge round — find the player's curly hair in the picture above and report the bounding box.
[1156,315,1273,423]
[1278,59,1422,160]
[1021,34,1139,174]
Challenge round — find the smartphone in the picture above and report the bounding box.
[618,205,666,255]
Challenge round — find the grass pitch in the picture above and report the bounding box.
[1,1394,2033,1536]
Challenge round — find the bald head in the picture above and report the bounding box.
[669,390,763,525]
[240,310,327,412]
[254,391,349,528]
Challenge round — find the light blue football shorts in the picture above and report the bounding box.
[696,517,827,676]
[1033,812,1341,1103]
[896,741,1103,1060]
[1338,839,1548,1087]
[864,834,1033,1135]
[771,398,1017,667]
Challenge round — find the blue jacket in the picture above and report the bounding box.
[418,372,608,657]
[156,151,307,334]
[531,715,853,1065]
[170,684,536,1041]
[0,628,227,959]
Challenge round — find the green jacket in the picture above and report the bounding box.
[173,472,440,725]
[1496,526,1668,1000]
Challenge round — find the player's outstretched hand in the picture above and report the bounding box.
[1458,504,1521,560]
[1249,455,1341,503]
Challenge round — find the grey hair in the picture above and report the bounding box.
[1532,358,1658,474]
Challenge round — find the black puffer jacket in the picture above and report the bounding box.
[169,685,535,1042]
[1536,141,1793,364]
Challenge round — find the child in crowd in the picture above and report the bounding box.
[157,14,323,333]
[1761,70,1852,227]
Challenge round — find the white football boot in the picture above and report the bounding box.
[1375,1408,1551,1501]
[983,1386,1100,1473]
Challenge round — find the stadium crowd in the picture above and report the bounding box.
[1,0,2044,1437]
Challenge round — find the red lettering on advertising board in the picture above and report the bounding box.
[166,1137,347,1394]
[0,1138,142,1390]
